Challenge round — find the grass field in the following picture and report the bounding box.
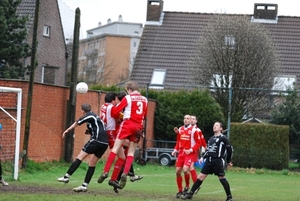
[1,160,300,201]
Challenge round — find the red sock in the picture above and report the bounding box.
[190,169,197,183]
[104,152,117,173]
[110,158,125,181]
[184,172,190,188]
[123,155,134,174]
[176,175,183,192]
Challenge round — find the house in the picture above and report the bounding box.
[130,0,300,90]
[17,0,67,86]
[73,16,143,85]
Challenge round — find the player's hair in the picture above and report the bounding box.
[105,92,118,103]
[118,91,127,101]
[216,121,224,132]
[125,81,138,91]
[81,103,91,112]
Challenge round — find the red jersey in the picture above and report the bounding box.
[192,125,207,149]
[112,91,147,125]
[174,125,200,152]
[100,103,117,131]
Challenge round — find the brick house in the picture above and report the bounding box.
[17,0,67,86]
[131,1,300,90]
[70,16,143,86]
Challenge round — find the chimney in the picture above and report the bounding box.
[146,0,164,21]
[253,3,278,20]
[107,18,111,24]
[118,15,123,22]
[98,22,102,27]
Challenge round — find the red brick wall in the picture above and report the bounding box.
[0,80,155,162]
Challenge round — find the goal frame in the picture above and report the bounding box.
[0,86,22,180]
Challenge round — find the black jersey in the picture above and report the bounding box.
[77,111,108,144]
[203,134,233,163]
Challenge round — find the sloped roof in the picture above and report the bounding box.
[16,0,36,31]
[131,12,300,89]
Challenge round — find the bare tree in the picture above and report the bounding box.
[190,14,279,121]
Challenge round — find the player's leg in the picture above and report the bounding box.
[119,140,137,189]
[108,147,126,190]
[175,152,184,198]
[217,159,233,201]
[0,160,8,186]
[74,142,108,192]
[98,138,124,183]
[58,150,89,184]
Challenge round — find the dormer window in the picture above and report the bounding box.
[43,25,50,37]
[149,69,166,89]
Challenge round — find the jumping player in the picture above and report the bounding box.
[57,103,108,192]
[98,81,147,189]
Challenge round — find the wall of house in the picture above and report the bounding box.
[105,35,131,85]
[0,80,155,162]
[25,0,67,86]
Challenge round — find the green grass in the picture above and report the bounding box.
[1,160,300,201]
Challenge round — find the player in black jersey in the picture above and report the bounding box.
[57,103,108,192]
[182,121,234,201]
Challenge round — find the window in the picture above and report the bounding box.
[43,25,50,37]
[224,36,235,48]
[42,65,57,84]
[272,76,295,94]
[149,69,166,89]
[211,74,232,88]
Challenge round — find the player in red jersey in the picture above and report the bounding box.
[172,115,201,199]
[98,81,148,189]
[99,92,127,190]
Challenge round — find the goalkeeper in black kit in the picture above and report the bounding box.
[182,121,234,201]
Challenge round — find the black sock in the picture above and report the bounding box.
[66,158,82,176]
[129,165,134,176]
[219,178,232,197]
[190,179,203,194]
[84,166,95,184]
[117,167,124,181]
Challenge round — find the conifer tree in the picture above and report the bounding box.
[0,0,30,79]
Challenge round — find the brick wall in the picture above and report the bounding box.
[0,80,155,162]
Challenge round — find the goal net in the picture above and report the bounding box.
[0,86,22,180]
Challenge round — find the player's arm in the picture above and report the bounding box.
[111,98,128,118]
[223,137,233,163]
[172,129,180,156]
[62,121,79,138]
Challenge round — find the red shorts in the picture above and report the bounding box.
[116,120,143,143]
[176,150,194,167]
[107,130,117,149]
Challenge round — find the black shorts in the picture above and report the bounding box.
[201,157,226,177]
[82,140,108,158]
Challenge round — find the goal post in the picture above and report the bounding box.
[0,86,22,180]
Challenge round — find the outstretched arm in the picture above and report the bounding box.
[62,122,78,138]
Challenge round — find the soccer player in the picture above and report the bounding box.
[0,160,8,186]
[99,92,127,190]
[57,103,108,192]
[181,122,234,201]
[171,115,201,198]
[98,81,147,189]
[189,115,207,184]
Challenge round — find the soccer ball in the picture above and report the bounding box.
[76,82,88,94]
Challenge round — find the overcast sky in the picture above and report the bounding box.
[59,0,300,39]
